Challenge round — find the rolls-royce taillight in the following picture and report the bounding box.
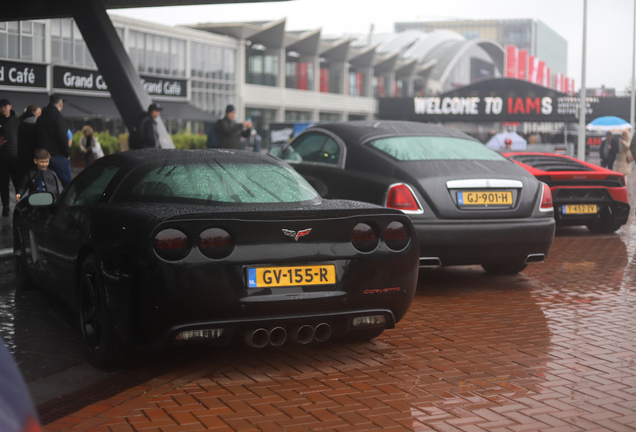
[540,183,553,211]
[199,228,234,259]
[385,184,421,212]
[154,229,190,261]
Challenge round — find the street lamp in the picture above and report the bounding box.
[577,0,587,161]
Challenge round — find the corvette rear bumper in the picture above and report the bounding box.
[413,217,555,266]
[137,308,396,349]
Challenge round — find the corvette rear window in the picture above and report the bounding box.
[368,136,506,161]
[114,162,319,204]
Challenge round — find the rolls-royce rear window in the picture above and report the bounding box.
[368,136,506,161]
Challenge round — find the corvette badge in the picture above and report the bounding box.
[282,228,312,241]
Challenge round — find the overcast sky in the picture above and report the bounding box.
[112,0,633,91]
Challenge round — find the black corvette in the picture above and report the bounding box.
[271,121,556,274]
[13,149,419,368]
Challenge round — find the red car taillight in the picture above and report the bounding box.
[384,221,410,251]
[199,228,234,259]
[351,223,378,252]
[606,174,626,186]
[540,183,553,211]
[154,229,190,261]
[385,184,421,212]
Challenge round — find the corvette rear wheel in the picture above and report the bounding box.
[13,217,37,291]
[79,254,127,369]
[586,222,623,234]
[333,328,384,343]
[482,263,528,275]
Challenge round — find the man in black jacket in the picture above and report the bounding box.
[216,104,252,150]
[0,99,20,216]
[141,103,162,149]
[17,104,40,186]
[35,94,72,187]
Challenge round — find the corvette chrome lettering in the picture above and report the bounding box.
[282,228,312,241]
[363,287,401,294]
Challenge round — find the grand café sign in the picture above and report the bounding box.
[53,66,187,99]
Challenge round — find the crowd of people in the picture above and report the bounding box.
[0,98,260,217]
[0,94,108,217]
[600,130,634,177]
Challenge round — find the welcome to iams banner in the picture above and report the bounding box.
[379,78,629,123]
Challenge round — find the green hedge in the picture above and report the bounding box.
[118,131,207,151]
[73,130,208,158]
[171,131,207,150]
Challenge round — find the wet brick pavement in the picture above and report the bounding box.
[39,175,636,431]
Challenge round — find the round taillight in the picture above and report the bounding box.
[384,221,410,251]
[199,228,234,259]
[351,223,378,253]
[154,229,190,261]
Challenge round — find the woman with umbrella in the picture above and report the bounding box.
[615,130,633,176]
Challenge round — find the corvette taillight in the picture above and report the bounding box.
[540,183,553,211]
[384,221,410,251]
[154,229,190,261]
[199,228,234,259]
[385,184,421,212]
[351,223,378,252]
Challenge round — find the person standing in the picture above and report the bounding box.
[600,131,619,170]
[36,94,72,187]
[15,148,62,201]
[78,125,98,166]
[142,103,162,149]
[0,99,20,216]
[17,104,40,185]
[615,130,633,176]
[250,128,262,153]
[215,105,252,150]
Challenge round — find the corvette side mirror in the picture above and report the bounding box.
[27,191,54,207]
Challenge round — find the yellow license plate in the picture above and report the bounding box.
[247,265,336,288]
[563,204,597,214]
[457,191,513,205]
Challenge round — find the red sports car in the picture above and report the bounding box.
[503,152,630,233]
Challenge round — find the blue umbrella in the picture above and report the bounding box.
[586,116,632,132]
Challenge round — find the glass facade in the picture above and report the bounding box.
[285,110,312,121]
[0,21,45,62]
[285,57,314,90]
[348,70,365,96]
[50,19,95,67]
[245,108,276,148]
[246,45,278,86]
[319,60,343,94]
[128,29,186,77]
[190,42,236,118]
[319,112,341,122]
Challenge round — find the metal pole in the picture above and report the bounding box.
[629,0,636,128]
[577,0,588,160]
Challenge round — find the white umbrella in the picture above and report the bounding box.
[486,132,527,150]
[586,116,632,132]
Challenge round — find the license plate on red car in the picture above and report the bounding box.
[247,265,336,288]
[563,204,597,214]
